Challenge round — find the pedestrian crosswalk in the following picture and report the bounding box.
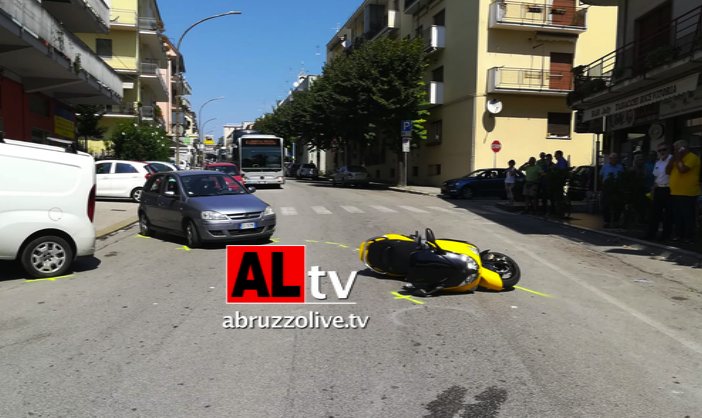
[274,204,467,216]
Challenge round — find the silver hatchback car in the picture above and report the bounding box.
[138,171,275,247]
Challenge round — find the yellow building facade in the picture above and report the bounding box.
[329,0,618,186]
[77,0,169,155]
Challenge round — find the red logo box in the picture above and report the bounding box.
[226,245,305,303]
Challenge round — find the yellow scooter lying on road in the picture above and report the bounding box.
[359,228,520,296]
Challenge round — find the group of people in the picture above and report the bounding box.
[504,150,570,216]
[600,139,700,244]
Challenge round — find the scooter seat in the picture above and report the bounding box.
[366,239,417,275]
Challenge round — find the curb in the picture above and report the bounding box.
[388,186,441,197]
[494,204,702,259]
[96,217,138,239]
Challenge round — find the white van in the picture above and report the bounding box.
[0,137,96,278]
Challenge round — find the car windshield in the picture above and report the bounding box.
[209,165,239,175]
[181,174,246,196]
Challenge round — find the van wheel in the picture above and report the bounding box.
[130,187,143,202]
[21,236,74,279]
[185,221,201,248]
[139,212,153,237]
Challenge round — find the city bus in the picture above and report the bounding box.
[235,134,285,187]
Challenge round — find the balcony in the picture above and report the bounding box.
[423,25,446,52]
[109,8,137,28]
[101,104,136,117]
[570,5,702,107]
[428,81,444,105]
[42,0,110,33]
[488,67,572,96]
[405,0,431,15]
[0,0,122,104]
[368,9,400,40]
[139,61,169,101]
[140,105,155,120]
[489,1,588,34]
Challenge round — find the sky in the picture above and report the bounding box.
[159,1,360,138]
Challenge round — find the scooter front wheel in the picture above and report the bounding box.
[483,252,520,288]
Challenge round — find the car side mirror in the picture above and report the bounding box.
[164,190,176,197]
[247,186,256,193]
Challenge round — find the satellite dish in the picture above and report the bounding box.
[486,98,503,115]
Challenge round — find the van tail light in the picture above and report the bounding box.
[87,184,96,222]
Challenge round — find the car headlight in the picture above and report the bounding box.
[262,206,275,217]
[201,210,229,221]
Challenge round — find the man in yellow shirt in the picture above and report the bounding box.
[666,140,701,243]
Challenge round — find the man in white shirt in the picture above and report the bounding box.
[646,143,673,241]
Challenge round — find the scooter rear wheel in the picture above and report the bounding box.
[483,252,520,288]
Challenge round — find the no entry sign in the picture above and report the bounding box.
[491,140,502,153]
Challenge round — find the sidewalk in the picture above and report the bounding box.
[389,185,702,257]
[94,201,138,238]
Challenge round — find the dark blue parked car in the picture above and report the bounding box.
[441,168,524,200]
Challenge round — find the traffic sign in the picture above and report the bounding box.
[491,140,502,153]
[402,137,410,153]
[401,120,412,136]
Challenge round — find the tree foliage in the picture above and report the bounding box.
[108,121,171,161]
[254,37,427,164]
[75,105,107,151]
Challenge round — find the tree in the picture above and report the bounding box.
[108,121,171,161]
[75,105,107,152]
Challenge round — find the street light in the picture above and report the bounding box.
[174,11,242,166]
[198,96,224,145]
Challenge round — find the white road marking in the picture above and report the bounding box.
[427,206,461,214]
[369,205,397,213]
[492,233,702,356]
[398,205,429,213]
[280,207,298,216]
[341,205,365,213]
[311,206,333,215]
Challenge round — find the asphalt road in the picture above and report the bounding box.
[1,179,701,417]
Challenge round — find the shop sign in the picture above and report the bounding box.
[659,85,702,119]
[583,73,699,122]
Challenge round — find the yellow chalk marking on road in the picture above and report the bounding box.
[271,238,281,243]
[305,240,319,243]
[25,274,75,283]
[391,291,425,305]
[514,285,553,298]
[337,244,349,249]
[324,241,344,246]
[176,246,191,252]
[136,234,149,239]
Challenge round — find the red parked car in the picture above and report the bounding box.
[203,162,245,184]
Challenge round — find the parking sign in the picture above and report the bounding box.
[401,120,412,136]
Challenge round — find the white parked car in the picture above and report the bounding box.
[0,137,96,278]
[95,160,154,202]
[146,161,179,173]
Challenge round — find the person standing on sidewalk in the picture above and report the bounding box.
[666,139,701,243]
[504,159,518,206]
[600,153,624,228]
[520,157,542,214]
[646,143,673,241]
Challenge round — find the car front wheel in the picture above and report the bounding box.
[185,220,201,248]
[21,235,74,278]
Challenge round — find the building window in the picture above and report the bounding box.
[415,25,423,39]
[433,9,445,26]
[96,39,113,57]
[428,164,441,176]
[427,120,442,144]
[432,66,444,82]
[547,112,571,139]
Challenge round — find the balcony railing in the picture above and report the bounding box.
[489,1,588,33]
[109,8,137,26]
[571,4,702,104]
[423,25,446,51]
[41,0,110,33]
[0,0,123,97]
[138,17,161,32]
[139,61,159,76]
[488,67,573,94]
[101,104,136,116]
[140,106,155,120]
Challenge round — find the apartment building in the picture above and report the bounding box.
[160,38,196,147]
[328,0,617,186]
[571,0,702,160]
[77,0,169,153]
[0,0,123,142]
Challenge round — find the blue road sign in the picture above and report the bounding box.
[401,120,412,136]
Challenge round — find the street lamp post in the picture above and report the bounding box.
[198,96,224,145]
[199,118,217,165]
[174,11,241,166]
